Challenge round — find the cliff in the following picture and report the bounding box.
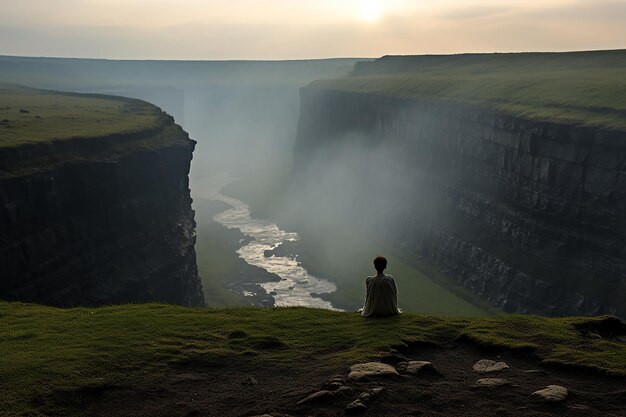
[0,87,204,306]
[293,66,626,317]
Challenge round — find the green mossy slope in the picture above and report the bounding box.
[1,302,624,415]
[0,85,162,148]
[0,86,189,177]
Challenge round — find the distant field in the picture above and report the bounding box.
[312,50,626,129]
[0,86,162,148]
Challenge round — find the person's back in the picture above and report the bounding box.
[360,256,401,318]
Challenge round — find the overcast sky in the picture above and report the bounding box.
[1,0,625,59]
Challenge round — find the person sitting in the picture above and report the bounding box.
[359,255,401,317]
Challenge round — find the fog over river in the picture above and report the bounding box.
[193,174,339,310]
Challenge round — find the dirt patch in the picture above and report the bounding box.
[48,343,625,417]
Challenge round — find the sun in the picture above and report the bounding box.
[360,2,383,22]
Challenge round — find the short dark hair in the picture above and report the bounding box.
[373,256,387,272]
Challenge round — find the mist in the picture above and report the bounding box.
[0,55,490,314]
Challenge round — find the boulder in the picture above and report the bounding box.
[405,361,435,375]
[532,385,568,402]
[472,359,510,374]
[473,378,512,388]
[345,399,367,414]
[348,362,399,380]
[296,390,334,405]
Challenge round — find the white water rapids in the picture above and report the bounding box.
[193,174,339,310]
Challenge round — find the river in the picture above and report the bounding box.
[193,174,339,310]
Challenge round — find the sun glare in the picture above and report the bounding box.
[360,2,382,22]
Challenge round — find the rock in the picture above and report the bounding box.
[358,392,371,402]
[370,387,385,396]
[522,369,546,375]
[329,374,345,383]
[405,361,435,375]
[335,386,353,394]
[532,385,568,402]
[473,378,512,388]
[380,352,408,365]
[345,399,367,414]
[473,359,510,374]
[242,376,258,385]
[348,362,399,380]
[323,381,344,391]
[296,390,335,405]
[395,361,408,372]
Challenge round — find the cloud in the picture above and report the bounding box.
[439,5,510,20]
[0,1,624,59]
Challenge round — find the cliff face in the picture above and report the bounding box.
[0,109,204,306]
[294,87,626,317]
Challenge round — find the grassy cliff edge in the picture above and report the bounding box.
[1,302,624,415]
[311,50,626,130]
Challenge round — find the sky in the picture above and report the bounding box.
[0,0,625,60]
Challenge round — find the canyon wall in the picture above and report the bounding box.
[0,108,204,307]
[294,87,626,317]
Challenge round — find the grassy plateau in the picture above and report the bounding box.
[0,85,162,148]
[311,50,626,130]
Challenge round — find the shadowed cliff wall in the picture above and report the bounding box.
[0,112,204,307]
[293,87,626,317]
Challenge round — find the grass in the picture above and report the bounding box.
[0,302,624,416]
[0,86,190,178]
[0,85,162,148]
[311,50,626,130]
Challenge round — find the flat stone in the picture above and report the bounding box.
[296,390,334,405]
[405,361,435,375]
[348,362,399,380]
[473,378,512,388]
[345,399,367,414]
[532,385,568,402]
[473,359,510,374]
